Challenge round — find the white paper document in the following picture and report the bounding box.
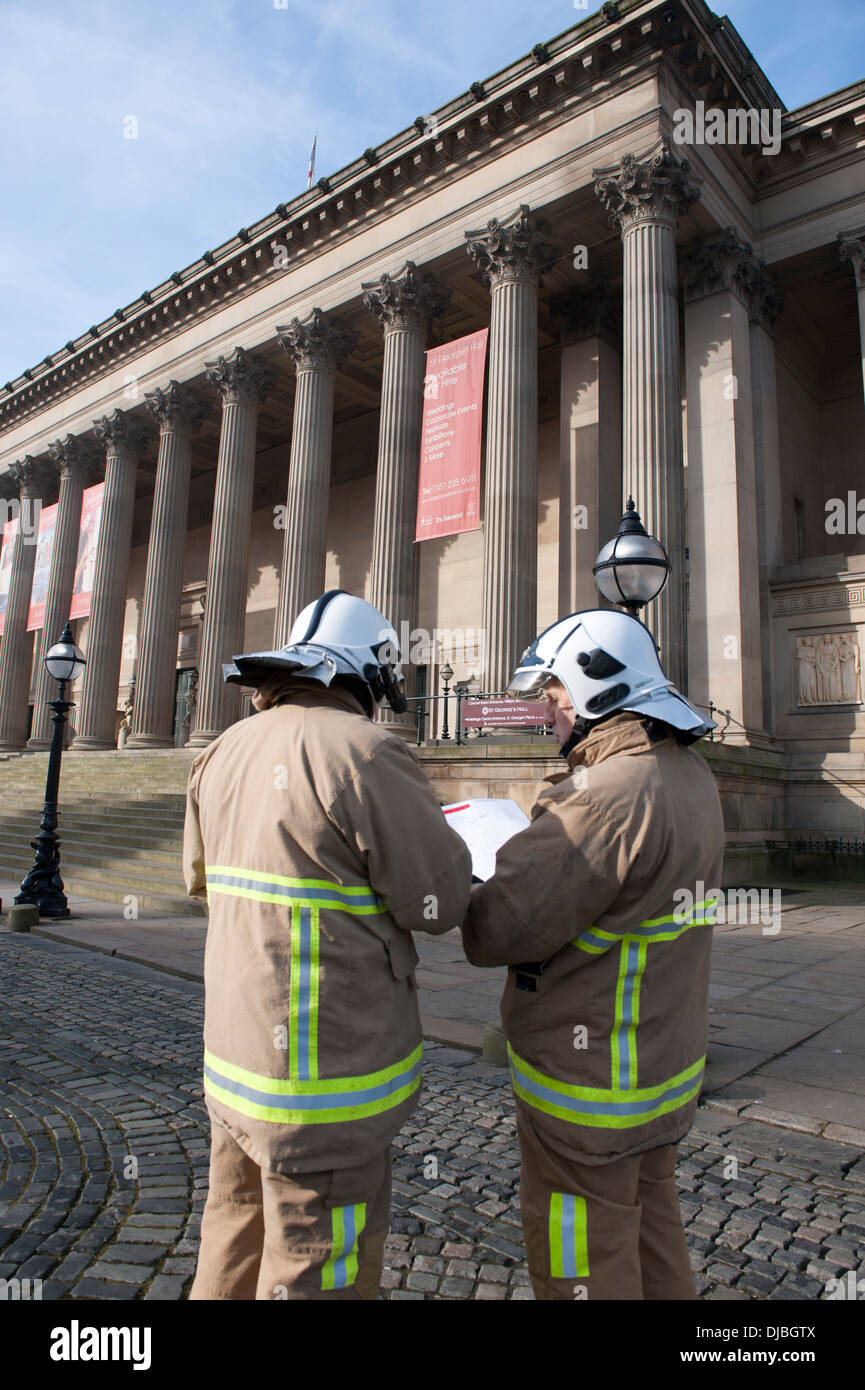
[442,797,531,882]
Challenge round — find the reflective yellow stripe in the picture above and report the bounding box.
[204,866,386,915]
[203,1044,422,1125]
[321,1203,367,1290]
[571,898,719,953]
[509,1044,705,1129]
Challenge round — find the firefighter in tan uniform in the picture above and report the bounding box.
[462,608,725,1300]
[184,590,472,1299]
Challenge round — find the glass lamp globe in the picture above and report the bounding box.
[593,498,670,612]
[44,622,86,684]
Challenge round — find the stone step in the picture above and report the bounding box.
[0,843,187,891]
[1,798,187,818]
[0,829,182,864]
[0,811,186,836]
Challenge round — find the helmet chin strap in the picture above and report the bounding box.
[559,716,593,758]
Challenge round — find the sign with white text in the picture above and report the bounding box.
[415,328,487,541]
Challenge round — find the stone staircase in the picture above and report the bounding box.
[0,750,203,915]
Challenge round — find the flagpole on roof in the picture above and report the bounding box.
[307,131,318,189]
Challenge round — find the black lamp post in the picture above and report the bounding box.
[439,662,454,741]
[15,621,86,918]
[592,497,670,616]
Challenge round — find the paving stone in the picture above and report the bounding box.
[4,928,865,1304]
[143,1274,189,1300]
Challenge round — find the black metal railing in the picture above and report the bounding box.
[765,838,865,856]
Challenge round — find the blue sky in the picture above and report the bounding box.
[1,0,862,386]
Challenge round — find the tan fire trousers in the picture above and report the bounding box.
[517,1107,697,1300]
[190,1120,391,1300]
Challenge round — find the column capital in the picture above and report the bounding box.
[276,308,358,373]
[737,254,784,334]
[47,434,97,485]
[144,379,209,433]
[362,261,451,333]
[594,144,701,235]
[93,408,149,460]
[839,233,865,290]
[9,454,51,499]
[205,345,278,407]
[549,281,620,347]
[465,203,557,288]
[680,228,752,303]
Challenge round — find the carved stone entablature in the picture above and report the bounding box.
[839,234,865,291]
[549,281,620,347]
[93,409,149,461]
[593,145,701,235]
[773,585,865,614]
[465,204,558,288]
[47,434,97,485]
[361,261,451,334]
[276,308,358,373]
[794,631,861,706]
[204,345,279,407]
[144,379,209,434]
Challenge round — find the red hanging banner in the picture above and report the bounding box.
[0,517,17,638]
[69,482,105,621]
[27,502,60,632]
[415,328,487,542]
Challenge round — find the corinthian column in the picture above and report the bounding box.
[128,382,207,749]
[681,230,765,741]
[549,282,622,615]
[28,437,92,748]
[0,458,47,750]
[187,347,277,746]
[594,147,700,689]
[839,234,865,400]
[73,411,148,749]
[465,204,557,691]
[362,262,450,708]
[273,310,357,644]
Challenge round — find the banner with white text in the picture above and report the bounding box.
[69,482,105,622]
[415,328,487,542]
[27,502,60,632]
[0,517,17,637]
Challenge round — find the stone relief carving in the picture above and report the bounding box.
[795,633,861,706]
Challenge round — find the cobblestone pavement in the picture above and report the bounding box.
[2,934,864,1301]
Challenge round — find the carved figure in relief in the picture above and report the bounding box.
[795,636,817,704]
[839,634,861,703]
[796,632,861,706]
[817,634,842,704]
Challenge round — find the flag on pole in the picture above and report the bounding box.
[307,131,317,188]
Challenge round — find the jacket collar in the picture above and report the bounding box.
[567,711,665,768]
[544,711,666,783]
[253,675,368,718]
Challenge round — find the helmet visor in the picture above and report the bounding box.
[507,667,552,697]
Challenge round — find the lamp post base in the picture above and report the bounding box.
[15,832,70,918]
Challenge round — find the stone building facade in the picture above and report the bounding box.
[1,0,864,861]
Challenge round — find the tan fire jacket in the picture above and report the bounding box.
[183,678,472,1174]
[461,711,725,1161]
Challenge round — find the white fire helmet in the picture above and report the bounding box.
[223,589,406,712]
[508,608,715,743]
